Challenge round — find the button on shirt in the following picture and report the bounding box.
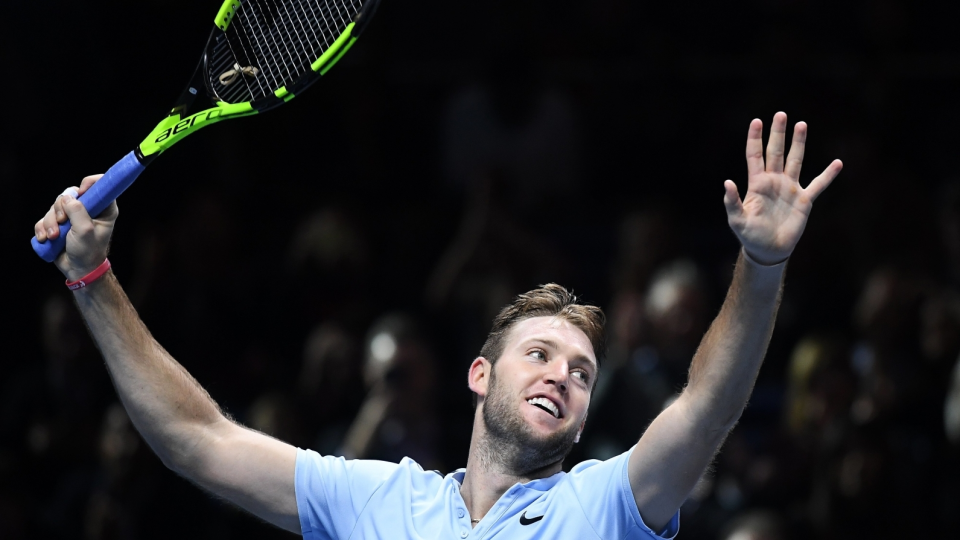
[295,446,679,540]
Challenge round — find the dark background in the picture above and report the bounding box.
[3,0,960,538]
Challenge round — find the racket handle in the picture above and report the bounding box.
[31,151,146,262]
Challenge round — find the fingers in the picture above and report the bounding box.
[784,121,807,180]
[35,204,60,243]
[78,174,119,221]
[34,175,105,243]
[746,119,765,176]
[60,190,95,235]
[765,112,788,173]
[78,174,103,195]
[723,180,744,217]
[35,187,79,242]
[53,188,77,226]
[34,218,48,242]
[804,159,843,202]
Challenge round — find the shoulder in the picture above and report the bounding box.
[297,449,400,485]
[296,451,449,540]
[296,450,448,498]
[296,450,445,487]
[565,447,632,484]
[548,448,678,540]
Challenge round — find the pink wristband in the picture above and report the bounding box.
[65,259,111,291]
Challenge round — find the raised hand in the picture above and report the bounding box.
[723,112,842,265]
[33,175,117,281]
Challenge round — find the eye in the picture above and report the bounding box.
[572,369,589,384]
[529,349,546,361]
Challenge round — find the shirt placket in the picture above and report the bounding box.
[459,485,523,540]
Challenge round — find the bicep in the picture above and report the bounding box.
[189,420,300,534]
[627,394,726,533]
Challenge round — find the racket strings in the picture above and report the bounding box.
[207,0,363,104]
[219,63,260,86]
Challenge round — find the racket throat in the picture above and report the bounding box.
[136,56,253,160]
[170,56,209,119]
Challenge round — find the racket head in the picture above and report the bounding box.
[137,0,380,159]
[205,0,380,110]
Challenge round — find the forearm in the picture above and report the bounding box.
[682,250,785,432]
[630,113,837,530]
[73,271,228,471]
[629,252,785,529]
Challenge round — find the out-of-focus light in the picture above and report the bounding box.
[370,333,397,364]
[946,360,960,444]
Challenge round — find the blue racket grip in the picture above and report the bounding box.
[31,151,146,262]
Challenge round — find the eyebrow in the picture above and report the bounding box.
[528,338,598,372]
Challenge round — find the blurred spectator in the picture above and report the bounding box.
[644,260,711,372]
[10,295,110,538]
[341,314,443,471]
[939,181,960,284]
[850,268,924,425]
[575,258,710,462]
[297,323,365,455]
[610,209,684,294]
[425,173,567,317]
[247,393,307,449]
[83,404,147,540]
[919,289,960,369]
[719,510,785,540]
[285,206,373,326]
[945,356,960,445]
[816,266,939,536]
[783,336,855,441]
[288,208,370,274]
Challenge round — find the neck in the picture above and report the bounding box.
[458,410,562,525]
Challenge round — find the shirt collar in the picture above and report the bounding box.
[447,468,567,491]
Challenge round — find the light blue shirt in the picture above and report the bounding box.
[295,446,680,540]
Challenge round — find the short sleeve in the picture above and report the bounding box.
[566,447,679,540]
[295,448,399,540]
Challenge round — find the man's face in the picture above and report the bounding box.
[479,316,597,473]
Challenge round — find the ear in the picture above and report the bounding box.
[468,357,491,401]
[574,418,586,444]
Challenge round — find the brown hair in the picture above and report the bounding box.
[480,283,606,369]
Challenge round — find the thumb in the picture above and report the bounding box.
[723,180,744,218]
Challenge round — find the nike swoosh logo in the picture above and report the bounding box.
[519,511,544,525]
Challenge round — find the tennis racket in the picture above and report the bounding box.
[32,0,381,262]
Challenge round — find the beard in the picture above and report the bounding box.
[479,366,580,476]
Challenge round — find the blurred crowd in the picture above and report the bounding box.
[3,145,960,540]
[5,1,960,539]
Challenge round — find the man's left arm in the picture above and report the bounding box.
[627,112,843,532]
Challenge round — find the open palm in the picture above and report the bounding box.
[724,112,843,265]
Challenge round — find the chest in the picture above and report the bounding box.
[348,483,601,540]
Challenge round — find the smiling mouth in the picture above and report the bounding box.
[526,397,560,418]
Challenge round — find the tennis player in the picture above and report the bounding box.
[34,112,841,539]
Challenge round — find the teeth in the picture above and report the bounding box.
[527,397,559,418]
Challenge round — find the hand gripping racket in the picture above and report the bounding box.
[32,0,381,262]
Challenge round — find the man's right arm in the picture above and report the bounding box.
[35,178,300,533]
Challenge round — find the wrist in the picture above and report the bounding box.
[741,248,789,267]
[737,249,786,293]
[60,254,110,282]
[65,258,111,290]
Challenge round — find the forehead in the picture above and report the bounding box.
[503,316,597,367]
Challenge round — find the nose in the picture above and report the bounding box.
[544,361,569,393]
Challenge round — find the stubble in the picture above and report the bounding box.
[479,367,579,476]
